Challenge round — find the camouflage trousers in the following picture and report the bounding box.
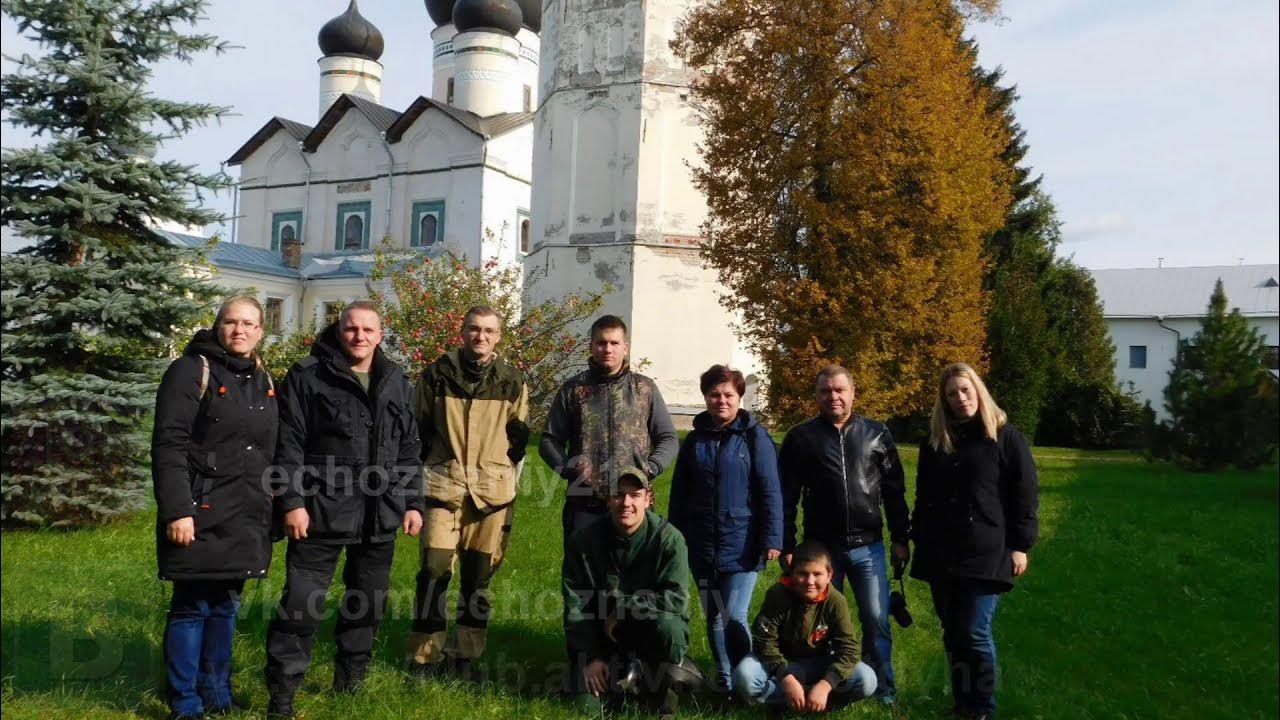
[409,496,514,664]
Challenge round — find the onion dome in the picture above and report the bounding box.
[425,0,455,26]
[513,0,540,32]
[453,0,523,36]
[318,0,385,61]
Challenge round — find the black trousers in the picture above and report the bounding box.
[264,540,396,698]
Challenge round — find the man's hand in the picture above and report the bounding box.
[1011,550,1029,577]
[807,678,832,712]
[603,616,619,642]
[403,509,423,537]
[568,456,593,481]
[780,553,793,573]
[166,517,195,546]
[781,674,806,711]
[765,548,781,562]
[284,508,309,540]
[891,541,910,573]
[584,659,610,697]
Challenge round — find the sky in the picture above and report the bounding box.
[2,0,1277,270]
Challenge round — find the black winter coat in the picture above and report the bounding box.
[669,410,783,575]
[152,329,278,581]
[779,415,909,553]
[910,421,1039,591]
[274,324,425,545]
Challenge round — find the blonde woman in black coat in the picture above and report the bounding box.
[909,363,1038,720]
[152,296,277,719]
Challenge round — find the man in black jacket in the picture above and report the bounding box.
[264,301,425,718]
[778,365,909,705]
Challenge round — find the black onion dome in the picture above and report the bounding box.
[318,0,385,61]
[514,0,540,32]
[453,0,522,36]
[425,0,454,26]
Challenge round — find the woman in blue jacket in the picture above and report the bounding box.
[669,364,783,693]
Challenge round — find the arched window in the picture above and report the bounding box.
[420,214,438,246]
[280,224,296,243]
[520,218,531,254]
[343,214,363,250]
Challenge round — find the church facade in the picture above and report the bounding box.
[214,0,759,411]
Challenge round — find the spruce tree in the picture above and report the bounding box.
[1,0,229,525]
[1160,280,1279,470]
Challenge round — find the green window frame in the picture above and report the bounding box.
[517,208,531,255]
[270,210,302,251]
[335,201,371,251]
[411,200,446,248]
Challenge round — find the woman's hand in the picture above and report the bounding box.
[167,517,195,546]
[764,548,781,562]
[1011,550,1028,577]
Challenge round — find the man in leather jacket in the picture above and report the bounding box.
[264,301,425,718]
[778,365,909,705]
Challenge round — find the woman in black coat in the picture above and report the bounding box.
[151,296,278,719]
[909,363,1038,720]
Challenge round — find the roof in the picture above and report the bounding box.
[163,230,301,279]
[386,96,533,142]
[303,94,402,152]
[1091,264,1280,318]
[226,116,313,165]
[228,95,534,166]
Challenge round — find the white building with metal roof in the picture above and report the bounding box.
[1091,264,1280,419]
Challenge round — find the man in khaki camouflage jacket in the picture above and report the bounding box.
[408,306,529,680]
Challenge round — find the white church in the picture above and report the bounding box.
[190,0,758,412]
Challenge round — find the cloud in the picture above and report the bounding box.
[1062,212,1132,243]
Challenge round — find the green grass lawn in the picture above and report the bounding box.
[2,444,1277,719]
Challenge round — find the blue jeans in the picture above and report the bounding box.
[930,580,1002,715]
[693,569,758,691]
[830,540,895,699]
[732,653,877,706]
[164,579,244,716]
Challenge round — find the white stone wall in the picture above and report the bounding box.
[318,55,383,118]
[1107,315,1279,419]
[527,0,761,408]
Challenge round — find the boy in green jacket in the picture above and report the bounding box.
[733,540,878,711]
[562,466,698,717]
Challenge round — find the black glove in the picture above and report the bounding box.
[506,420,530,463]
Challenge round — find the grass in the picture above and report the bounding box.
[2,442,1277,719]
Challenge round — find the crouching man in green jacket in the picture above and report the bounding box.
[562,466,700,718]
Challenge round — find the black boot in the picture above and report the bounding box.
[265,695,294,719]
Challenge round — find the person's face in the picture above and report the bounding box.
[945,375,980,419]
[816,373,855,424]
[608,478,651,535]
[790,560,831,603]
[462,313,501,363]
[339,308,383,364]
[704,381,741,426]
[590,327,629,374]
[216,302,264,358]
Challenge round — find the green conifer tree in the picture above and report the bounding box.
[1,0,229,525]
[1160,280,1279,470]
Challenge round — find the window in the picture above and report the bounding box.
[323,301,344,327]
[264,297,284,335]
[334,201,371,250]
[1265,346,1280,370]
[411,200,446,247]
[517,209,531,255]
[523,85,532,112]
[270,210,302,251]
[447,77,455,105]
[1129,345,1147,369]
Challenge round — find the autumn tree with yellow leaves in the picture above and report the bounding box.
[676,0,1011,424]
